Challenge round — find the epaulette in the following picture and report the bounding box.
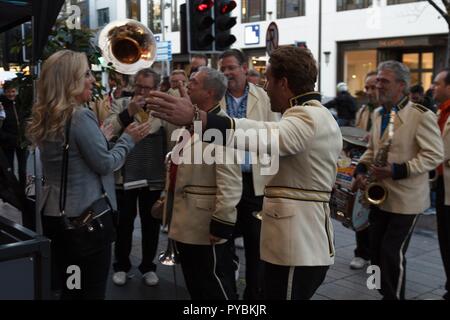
[411,103,428,113]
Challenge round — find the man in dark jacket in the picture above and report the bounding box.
[0,81,30,190]
[325,82,357,126]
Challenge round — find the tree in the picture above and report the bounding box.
[427,0,450,67]
[9,18,105,110]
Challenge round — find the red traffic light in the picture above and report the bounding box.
[220,0,236,14]
[196,0,214,12]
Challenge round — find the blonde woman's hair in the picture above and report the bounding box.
[27,50,89,145]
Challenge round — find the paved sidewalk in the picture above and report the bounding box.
[105,215,447,300]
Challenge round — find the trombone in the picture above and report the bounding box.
[158,151,180,266]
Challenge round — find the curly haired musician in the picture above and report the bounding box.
[146,46,343,300]
[353,61,443,300]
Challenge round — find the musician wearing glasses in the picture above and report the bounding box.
[105,68,165,287]
[166,67,242,300]
[353,61,443,300]
[146,46,343,300]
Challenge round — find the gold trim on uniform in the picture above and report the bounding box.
[289,92,322,108]
[264,186,331,202]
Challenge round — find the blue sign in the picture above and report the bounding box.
[155,35,161,42]
[244,25,260,45]
[156,41,172,61]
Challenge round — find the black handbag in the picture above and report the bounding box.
[58,118,116,259]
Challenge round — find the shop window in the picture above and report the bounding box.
[337,0,372,11]
[127,0,141,20]
[402,51,434,90]
[343,50,377,95]
[387,0,425,5]
[97,8,109,27]
[277,0,305,19]
[242,0,266,23]
[148,0,162,34]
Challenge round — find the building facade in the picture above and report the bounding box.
[82,0,448,97]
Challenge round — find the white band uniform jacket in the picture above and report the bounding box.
[168,106,243,245]
[358,98,444,214]
[209,92,343,266]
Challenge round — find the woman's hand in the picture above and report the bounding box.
[100,122,114,141]
[124,121,151,143]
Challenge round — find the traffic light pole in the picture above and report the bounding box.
[161,0,169,78]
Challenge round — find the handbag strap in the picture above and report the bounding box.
[59,117,72,215]
[58,115,113,217]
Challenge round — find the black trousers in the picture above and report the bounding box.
[263,262,329,300]
[3,146,28,190]
[233,172,264,300]
[436,176,450,300]
[42,216,111,300]
[113,188,161,274]
[354,227,371,260]
[176,241,237,300]
[369,207,418,300]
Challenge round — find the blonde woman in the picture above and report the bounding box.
[27,50,150,299]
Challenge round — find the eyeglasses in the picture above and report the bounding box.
[220,65,241,73]
[135,84,156,93]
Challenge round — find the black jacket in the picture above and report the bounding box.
[0,95,30,149]
[325,91,357,121]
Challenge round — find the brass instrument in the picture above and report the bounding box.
[364,109,396,206]
[98,19,156,75]
[158,152,180,266]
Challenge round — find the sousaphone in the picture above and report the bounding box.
[98,19,157,75]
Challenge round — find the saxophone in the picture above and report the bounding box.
[364,109,396,206]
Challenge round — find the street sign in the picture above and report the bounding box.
[156,41,172,61]
[265,22,279,56]
[245,24,260,45]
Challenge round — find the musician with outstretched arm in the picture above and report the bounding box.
[352,61,443,300]
[146,46,342,300]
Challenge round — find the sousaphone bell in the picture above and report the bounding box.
[98,19,157,75]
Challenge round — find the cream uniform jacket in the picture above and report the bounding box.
[220,83,280,196]
[168,106,243,245]
[440,108,450,205]
[214,92,343,266]
[355,104,373,131]
[358,98,444,214]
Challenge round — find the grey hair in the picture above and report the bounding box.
[378,60,410,95]
[198,66,228,102]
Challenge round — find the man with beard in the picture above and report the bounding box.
[353,61,443,300]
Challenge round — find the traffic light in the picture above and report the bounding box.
[187,0,215,53]
[214,0,237,51]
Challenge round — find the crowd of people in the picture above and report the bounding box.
[0,46,449,302]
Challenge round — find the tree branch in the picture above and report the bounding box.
[428,0,450,22]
